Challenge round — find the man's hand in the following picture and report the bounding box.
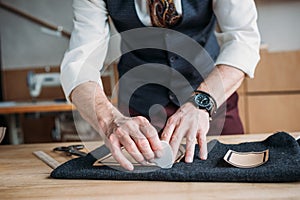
[160,65,246,162]
[161,102,210,162]
[71,82,163,171]
[104,115,163,171]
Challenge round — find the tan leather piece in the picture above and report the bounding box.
[224,149,269,168]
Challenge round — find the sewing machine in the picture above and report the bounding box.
[27,71,61,98]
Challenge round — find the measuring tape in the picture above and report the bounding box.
[33,151,61,169]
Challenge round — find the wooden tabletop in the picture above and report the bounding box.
[0,133,299,200]
[0,101,74,114]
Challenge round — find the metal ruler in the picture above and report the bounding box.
[33,151,60,169]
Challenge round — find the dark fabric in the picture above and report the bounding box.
[103,0,219,117]
[51,132,300,182]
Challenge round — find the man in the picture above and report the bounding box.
[61,0,260,171]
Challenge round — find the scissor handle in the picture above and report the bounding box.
[53,144,87,157]
[68,144,85,150]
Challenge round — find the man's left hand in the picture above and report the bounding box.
[161,102,210,162]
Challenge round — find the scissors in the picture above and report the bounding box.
[53,144,87,157]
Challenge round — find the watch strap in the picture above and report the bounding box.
[192,90,217,118]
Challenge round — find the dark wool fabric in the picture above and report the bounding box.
[51,132,300,182]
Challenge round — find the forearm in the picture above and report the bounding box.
[197,64,245,107]
[70,81,122,138]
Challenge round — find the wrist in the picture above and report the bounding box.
[94,96,124,137]
[188,90,217,120]
[71,82,123,137]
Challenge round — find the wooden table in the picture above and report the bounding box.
[0,133,299,200]
[0,101,74,144]
[0,101,74,114]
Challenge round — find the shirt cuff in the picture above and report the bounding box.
[60,58,103,102]
[215,40,260,78]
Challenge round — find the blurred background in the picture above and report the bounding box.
[0,0,299,144]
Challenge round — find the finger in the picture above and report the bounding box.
[118,133,148,165]
[135,116,163,158]
[197,132,208,160]
[169,126,186,162]
[114,117,154,162]
[132,134,155,161]
[109,134,134,171]
[185,130,197,163]
[161,117,176,143]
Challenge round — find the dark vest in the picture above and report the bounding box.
[104,0,219,118]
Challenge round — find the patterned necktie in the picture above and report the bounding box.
[148,0,182,28]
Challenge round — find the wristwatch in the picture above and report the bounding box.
[188,90,217,119]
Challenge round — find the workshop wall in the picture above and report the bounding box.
[0,0,73,69]
[0,0,119,144]
[1,1,300,68]
[256,0,300,52]
[1,0,299,143]
[238,0,300,134]
[0,0,121,69]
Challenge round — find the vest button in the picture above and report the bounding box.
[169,93,175,100]
[169,56,177,63]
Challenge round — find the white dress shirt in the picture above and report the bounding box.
[60,0,261,100]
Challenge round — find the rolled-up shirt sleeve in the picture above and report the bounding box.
[60,0,109,101]
[213,0,261,78]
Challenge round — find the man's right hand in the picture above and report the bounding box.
[71,82,162,171]
[104,115,163,171]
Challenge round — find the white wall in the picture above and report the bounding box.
[256,0,300,52]
[1,0,299,70]
[0,0,73,69]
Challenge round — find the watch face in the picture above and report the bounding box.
[194,93,211,109]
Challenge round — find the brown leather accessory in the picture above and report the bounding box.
[224,149,269,168]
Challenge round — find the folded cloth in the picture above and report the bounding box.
[51,132,300,182]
